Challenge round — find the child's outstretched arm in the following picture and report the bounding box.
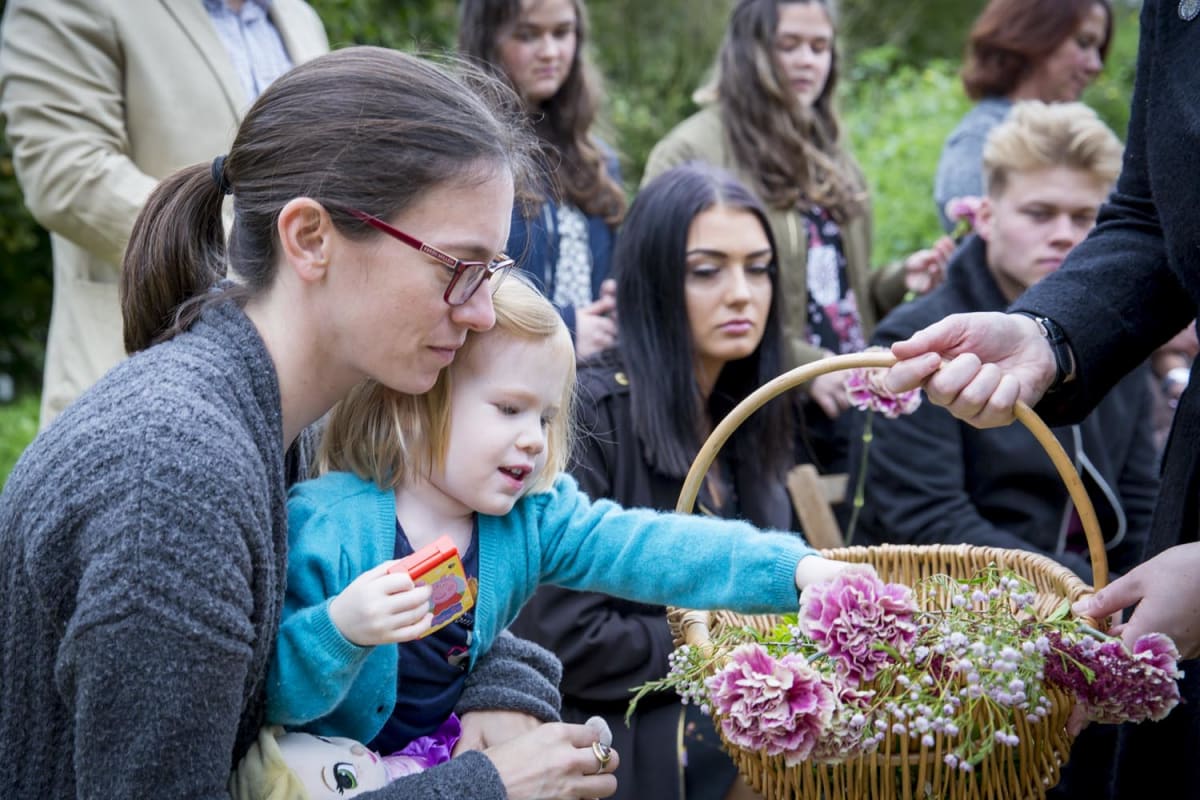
[516,474,870,618]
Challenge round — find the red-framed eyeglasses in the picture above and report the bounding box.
[341,207,515,306]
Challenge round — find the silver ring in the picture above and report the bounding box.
[591,741,612,774]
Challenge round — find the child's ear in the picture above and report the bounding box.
[277,197,332,283]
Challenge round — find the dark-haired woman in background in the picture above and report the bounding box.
[459,0,625,359]
[934,0,1112,230]
[513,163,795,800]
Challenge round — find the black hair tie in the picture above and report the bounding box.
[210,154,233,196]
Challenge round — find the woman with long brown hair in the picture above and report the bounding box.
[459,0,626,360]
[645,0,952,471]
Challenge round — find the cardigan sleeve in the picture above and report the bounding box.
[455,631,563,722]
[55,446,265,797]
[512,388,677,703]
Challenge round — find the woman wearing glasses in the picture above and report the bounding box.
[0,47,618,799]
[458,0,626,360]
[513,163,796,800]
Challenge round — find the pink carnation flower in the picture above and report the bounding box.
[944,195,982,228]
[809,677,876,762]
[844,350,921,419]
[799,569,919,685]
[706,643,835,764]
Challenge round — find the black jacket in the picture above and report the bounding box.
[1006,4,1200,789]
[510,350,793,800]
[1013,0,1198,563]
[849,236,1158,583]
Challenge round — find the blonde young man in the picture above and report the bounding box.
[848,101,1157,799]
[0,0,329,427]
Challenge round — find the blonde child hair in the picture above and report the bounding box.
[983,100,1123,198]
[317,276,576,494]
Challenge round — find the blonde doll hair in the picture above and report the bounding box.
[983,101,1123,198]
[317,276,576,494]
[229,726,309,800]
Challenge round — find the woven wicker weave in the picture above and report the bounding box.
[669,352,1108,800]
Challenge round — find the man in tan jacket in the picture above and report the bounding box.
[0,0,328,427]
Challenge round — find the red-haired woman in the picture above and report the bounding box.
[934,0,1112,230]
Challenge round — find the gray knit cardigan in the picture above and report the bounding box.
[0,300,559,798]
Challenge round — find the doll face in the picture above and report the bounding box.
[277,732,390,798]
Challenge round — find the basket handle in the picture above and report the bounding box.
[674,351,1108,590]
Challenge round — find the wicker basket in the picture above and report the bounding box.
[670,352,1108,800]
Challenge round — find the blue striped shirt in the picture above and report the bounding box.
[203,0,294,105]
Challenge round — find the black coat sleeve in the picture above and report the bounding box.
[1014,0,1194,424]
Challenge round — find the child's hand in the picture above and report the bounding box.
[794,556,877,591]
[328,561,434,646]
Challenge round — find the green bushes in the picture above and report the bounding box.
[841,49,969,262]
[0,125,51,396]
[0,393,37,488]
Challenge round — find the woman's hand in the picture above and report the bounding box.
[327,561,433,646]
[1072,542,1200,661]
[454,710,542,754]
[886,312,1057,428]
[809,368,851,419]
[483,721,620,800]
[574,280,617,359]
[901,235,956,296]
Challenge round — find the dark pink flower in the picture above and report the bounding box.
[705,643,835,764]
[844,350,921,419]
[944,196,982,228]
[798,569,919,685]
[1044,630,1183,724]
[1133,633,1183,676]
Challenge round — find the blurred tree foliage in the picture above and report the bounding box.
[0,121,51,395]
[0,0,1139,393]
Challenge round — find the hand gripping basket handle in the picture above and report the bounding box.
[674,351,1109,589]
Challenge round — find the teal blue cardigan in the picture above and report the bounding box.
[267,471,816,743]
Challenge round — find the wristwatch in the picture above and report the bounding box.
[1016,313,1077,392]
